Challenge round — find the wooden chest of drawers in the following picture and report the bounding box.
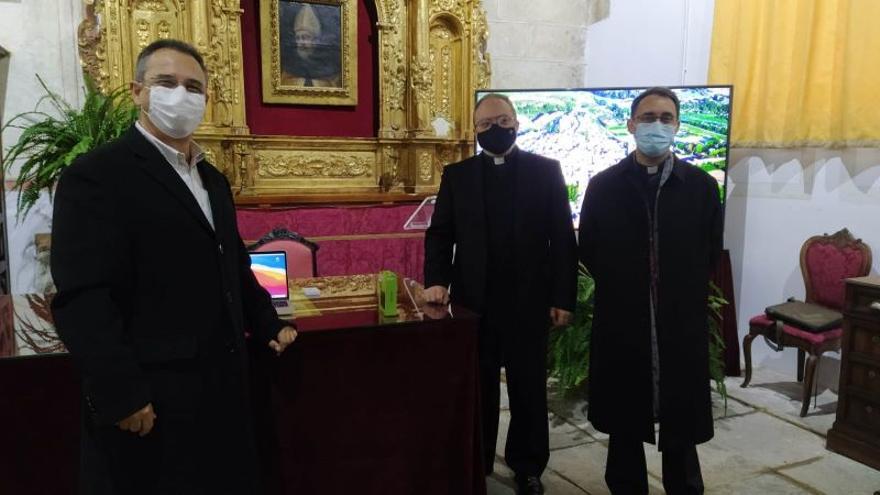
[827,276,880,469]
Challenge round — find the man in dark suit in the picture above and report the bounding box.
[578,87,723,494]
[50,39,297,495]
[424,94,578,495]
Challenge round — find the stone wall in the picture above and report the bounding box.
[482,0,609,89]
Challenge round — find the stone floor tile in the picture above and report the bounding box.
[546,442,666,494]
[489,459,590,495]
[489,366,875,494]
[712,389,756,419]
[487,475,516,495]
[549,412,595,451]
[500,379,510,411]
[776,453,880,495]
[496,410,511,456]
[708,473,816,495]
[542,469,591,494]
[545,442,609,494]
[644,412,826,488]
[724,368,837,436]
[495,409,596,459]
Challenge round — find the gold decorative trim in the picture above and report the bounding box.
[77,0,492,201]
[418,150,433,182]
[291,274,375,297]
[255,152,373,179]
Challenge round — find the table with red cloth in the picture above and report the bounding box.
[0,274,486,495]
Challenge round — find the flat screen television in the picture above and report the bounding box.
[475,86,733,226]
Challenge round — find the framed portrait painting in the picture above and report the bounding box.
[260,0,358,106]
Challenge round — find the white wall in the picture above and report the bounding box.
[584,0,715,87]
[1,0,83,294]
[726,149,880,386]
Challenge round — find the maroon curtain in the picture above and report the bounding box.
[237,205,425,282]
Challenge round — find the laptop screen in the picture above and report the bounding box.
[248,251,290,300]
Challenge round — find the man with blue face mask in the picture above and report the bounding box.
[578,87,723,494]
[51,39,297,494]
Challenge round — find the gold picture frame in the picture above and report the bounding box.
[260,0,358,106]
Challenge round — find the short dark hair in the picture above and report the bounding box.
[474,93,518,121]
[134,39,208,82]
[630,87,680,119]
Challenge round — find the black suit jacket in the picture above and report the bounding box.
[424,149,578,321]
[50,126,287,427]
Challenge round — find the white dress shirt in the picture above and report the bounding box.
[135,122,214,229]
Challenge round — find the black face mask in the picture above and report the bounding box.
[477,124,516,155]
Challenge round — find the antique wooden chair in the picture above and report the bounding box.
[742,228,872,416]
[247,227,320,278]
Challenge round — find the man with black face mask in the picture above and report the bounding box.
[424,94,578,495]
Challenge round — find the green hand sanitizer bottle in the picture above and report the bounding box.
[378,270,398,317]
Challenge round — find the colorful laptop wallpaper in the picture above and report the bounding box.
[249,252,288,299]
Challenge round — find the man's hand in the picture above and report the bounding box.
[550,307,573,328]
[117,403,156,437]
[421,302,450,320]
[424,285,449,305]
[269,326,298,355]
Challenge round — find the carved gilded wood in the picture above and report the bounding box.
[78,0,491,201]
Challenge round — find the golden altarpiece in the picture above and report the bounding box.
[77,0,491,203]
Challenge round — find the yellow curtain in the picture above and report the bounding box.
[708,0,880,147]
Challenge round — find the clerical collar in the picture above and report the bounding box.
[634,154,668,176]
[483,145,518,165]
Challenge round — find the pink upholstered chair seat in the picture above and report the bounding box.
[748,314,843,347]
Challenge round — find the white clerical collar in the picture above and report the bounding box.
[484,144,518,165]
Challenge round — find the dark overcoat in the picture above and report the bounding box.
[577,153,723,447]
[424,149,578,324]
[51,126,288,494]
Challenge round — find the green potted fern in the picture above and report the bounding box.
[1,76,137,218]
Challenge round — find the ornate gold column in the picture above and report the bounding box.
[78,0,491,203]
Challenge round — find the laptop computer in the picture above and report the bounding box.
[248,251,294,317]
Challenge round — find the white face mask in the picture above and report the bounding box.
[145,85,206,139]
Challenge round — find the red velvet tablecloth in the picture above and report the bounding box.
[250,307,485,495]
[0,303,484,495]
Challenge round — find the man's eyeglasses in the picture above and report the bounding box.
[634,113,677,124]
[147,76,205,95]
[475,115,516,132]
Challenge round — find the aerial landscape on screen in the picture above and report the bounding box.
[478,87,732,224]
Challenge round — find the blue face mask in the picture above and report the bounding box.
[634,121,677,157]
